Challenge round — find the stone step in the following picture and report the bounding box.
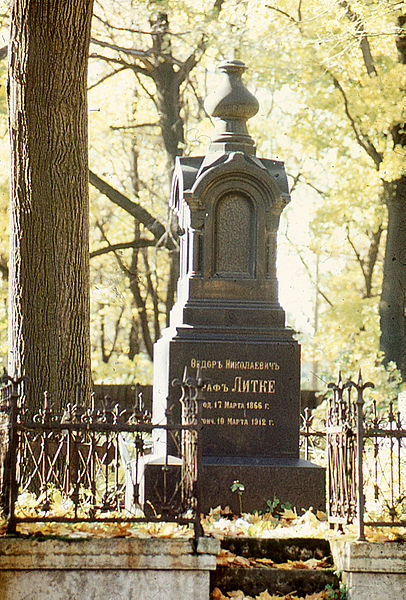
[211,566,339,598]
[210,537,340,598]
[220,537,333,563]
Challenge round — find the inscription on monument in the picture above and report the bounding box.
[191,357,278,428]
[166,341,300,459]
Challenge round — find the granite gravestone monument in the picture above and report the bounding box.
[151,60,325,513]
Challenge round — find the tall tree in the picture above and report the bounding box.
[7,0,94,409]
[88,5,208,366]
[263,0,406,380]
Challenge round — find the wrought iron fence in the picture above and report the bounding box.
[300,407,326,463]
[326,372,406,539]
[0,369,204,538]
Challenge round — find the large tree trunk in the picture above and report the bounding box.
[379,16,406,381]
[7,0,94,411]
[380,177,406,380]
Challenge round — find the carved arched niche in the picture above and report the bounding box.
[214,192,255,278]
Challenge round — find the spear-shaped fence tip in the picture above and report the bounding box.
[358,369,363,386]
[182,365,188,382]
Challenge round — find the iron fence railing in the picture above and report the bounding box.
[326,372,406,539]
[1,368,405,540]
[300,407,326,463]
[0,369,204,538]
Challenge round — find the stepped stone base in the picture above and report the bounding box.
[212,567,338,597]
[144,458,325,515]
[212,537,338,597]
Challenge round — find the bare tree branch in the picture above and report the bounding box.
[284,231,334,307]
[88,66,127,91]
[93,13,191,38]
[266,4,298,24]
[110,122,159,131]
[267,2,383,168]
[346,221,383,298]
[99,304,125,363]
[134,71,158,105]
[213,0,225,12]
[142,248,161,341]
[89,169,175,249]
[328,71,383,167]
[95,220,132,276]
[89,52,135,70]
[91,37,155,71]
[90,239,156,258]
[346,224,367,283]
[338,0,377,76]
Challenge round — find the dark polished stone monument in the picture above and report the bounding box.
[151,60,325,513]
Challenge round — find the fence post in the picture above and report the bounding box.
[0,381,19,533]
[355,374,365,541]
[194,366,204,540]
[353,371,374,542]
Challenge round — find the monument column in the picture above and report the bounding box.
[152,60,325,513]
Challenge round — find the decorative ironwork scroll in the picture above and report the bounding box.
[0,372,203,539]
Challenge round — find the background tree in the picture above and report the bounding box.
[86,1,218,379]
[7,0,94,409]
[0,0,403,399]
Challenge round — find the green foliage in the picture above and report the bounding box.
[0,0,404,396]
[325,582,348,600]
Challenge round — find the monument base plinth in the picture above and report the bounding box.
[144,459,325,515]
[200,458,325,513]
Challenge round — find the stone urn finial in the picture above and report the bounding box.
[204,60,259,155]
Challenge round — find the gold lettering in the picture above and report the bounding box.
[232,377,241,393]
[221,383,229,392]
[267,380,276,393]
[241,379,250,393]
[227,417,249,426]
[232,377,276,394]
[213,384,221,392]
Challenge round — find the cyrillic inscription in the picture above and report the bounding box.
[190,355,281,430]
[231,377,276,394]
[190,358,280,370]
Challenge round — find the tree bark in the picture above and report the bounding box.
[380,178,406,380]
[8,0,94,410]
[379,16,406,380]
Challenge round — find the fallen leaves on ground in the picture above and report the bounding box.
[210,588,332,600]
[216,550,332,571]
[2,494,405,541]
